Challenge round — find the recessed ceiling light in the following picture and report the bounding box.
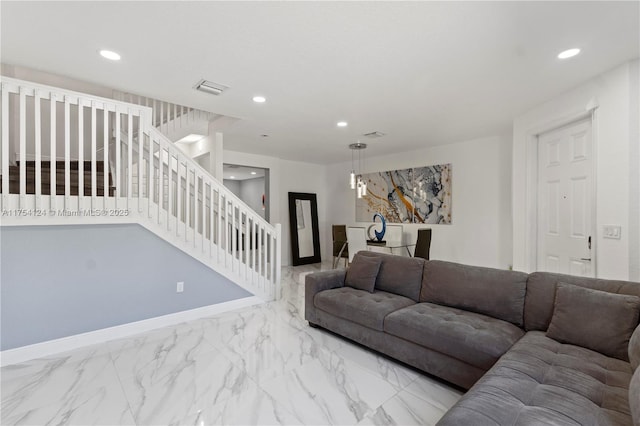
[229,176,235,179]
[337,121,348,127]
[250,171,257,175]
[557,48,580,59]
[253,96,266,103]
[99,50,121,61]
[176,133,205,144]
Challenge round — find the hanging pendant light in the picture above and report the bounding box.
[348,142,367,194]
[349,147,356,188]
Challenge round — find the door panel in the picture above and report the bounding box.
[537,119,594,277]
[569,258,589,276]
[570,177,587,237]
[546,255,560,273]
[546,180,560,235]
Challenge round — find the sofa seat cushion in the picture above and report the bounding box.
[437,331,634,426]
[385,303,525,370]
[314,287,415,331]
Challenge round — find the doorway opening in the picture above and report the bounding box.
[223,164,270,221]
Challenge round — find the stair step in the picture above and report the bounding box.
[16,161,107,172]
[1,161,115,196]
[6,172,107,182]
[0,183,113,196]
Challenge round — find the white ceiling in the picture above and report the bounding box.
[2,1,638,164]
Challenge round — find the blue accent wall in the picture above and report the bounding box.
[0,224,251,350]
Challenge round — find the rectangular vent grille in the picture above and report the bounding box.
[195,79,228,96]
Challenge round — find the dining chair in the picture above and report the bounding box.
[346,226,368,263]
[332,225,349,268]
[414,228,432,260]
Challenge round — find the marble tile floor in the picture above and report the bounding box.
[1,262,463,425]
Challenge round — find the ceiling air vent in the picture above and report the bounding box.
[194,79,228,96]
[363,131,386,138]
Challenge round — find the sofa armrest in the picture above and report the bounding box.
[305,269,346,324]
[630,323,640,371]
[630,367,640,426]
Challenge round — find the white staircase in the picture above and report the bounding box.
[113,90,218,142]
[0,77,281,301]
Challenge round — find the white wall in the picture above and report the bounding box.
[194,152,210,171]
[240,177,266,219]
[181,126,224,180]
[325,135,513,269]
[630,60,640,282]
[513,59,640,280]
[1,224,250,350]
[223,150,328,266]
[223,179,241,197]
[222,177,266,219]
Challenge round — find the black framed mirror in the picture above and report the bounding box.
[288,192,321,265]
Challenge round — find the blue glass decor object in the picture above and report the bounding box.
[367,213,386,241]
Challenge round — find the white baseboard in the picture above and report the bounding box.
[0,296,263,367]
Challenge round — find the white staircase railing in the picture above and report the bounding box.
[113,91,217,137]
[0,77,281,301]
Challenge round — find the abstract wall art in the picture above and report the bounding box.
[355,163,452,224]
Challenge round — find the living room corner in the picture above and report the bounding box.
[1,2,639,425]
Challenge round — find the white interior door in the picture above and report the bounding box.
[537,119,594,277]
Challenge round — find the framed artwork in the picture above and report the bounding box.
[356,163,452,224]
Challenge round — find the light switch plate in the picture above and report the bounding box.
[603,225,621,239]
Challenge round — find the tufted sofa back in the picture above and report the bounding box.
[420,260,528,327]
[524,272,640,332]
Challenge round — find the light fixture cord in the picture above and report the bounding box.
[351,147,354,171]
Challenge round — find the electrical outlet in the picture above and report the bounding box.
[603,225,622,239]
[177,282,184,293]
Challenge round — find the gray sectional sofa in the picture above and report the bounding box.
[305,251,640,425]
